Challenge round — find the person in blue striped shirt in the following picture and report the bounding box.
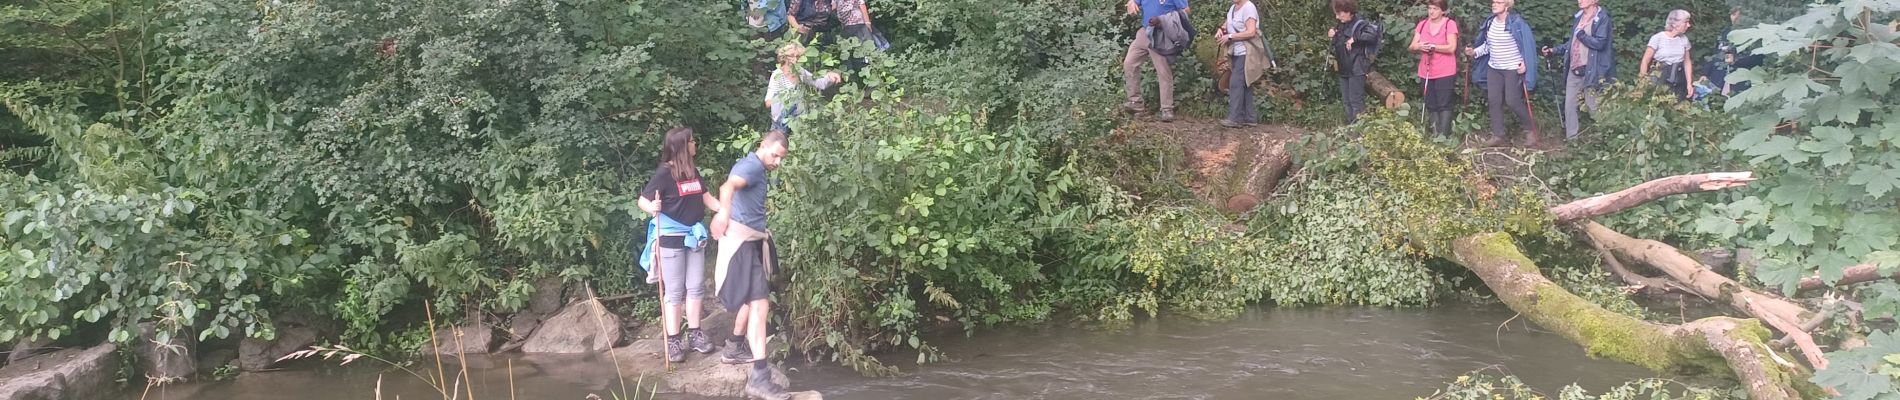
[1465,0,1541,148]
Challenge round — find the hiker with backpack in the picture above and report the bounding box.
[1465,0,1541,147]
[1639,10,1695,102]
[1541,0,1613,142]
[787,0,837,47]
[1217,0,1263,128]
[1122,0,1189,122]
[748,0,790,42]
[1409,0,1460,137]
[1328,0,1381,125]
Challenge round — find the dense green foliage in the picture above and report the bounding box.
[1,0,754,350]
[1697,1,1900,396]
[2,4,1890,399]
[1421,370,1736,400]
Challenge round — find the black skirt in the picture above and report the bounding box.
[719,237,779,310]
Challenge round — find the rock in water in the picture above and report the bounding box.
[420,324,498,356]
[0,343,121,400]
[519,299,622,354]
[238,311,337,371]
[136,322,198,383]
[664,358,792,398]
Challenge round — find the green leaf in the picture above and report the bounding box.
[1849,41,1900,64]
[1755,258,1808,295]
[1800,126,1857,166]
[1768,212,1817,246]
[1744,136,1809,165]
[1848,164,1900,198]
[1842,215,1900,256]
[1694,213,1741,238]
[1870,251,1900,274]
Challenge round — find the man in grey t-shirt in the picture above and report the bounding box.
[712,130,791,400]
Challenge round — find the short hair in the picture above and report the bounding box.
[1665,9,1691,31]
[776,43,805,65]
[1424,0,1448,11]
[1331,0,1356,14]
[760,130,788,150]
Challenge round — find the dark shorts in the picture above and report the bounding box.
[719,238,779,310]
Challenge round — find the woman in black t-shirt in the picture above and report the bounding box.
[638,127,724,362]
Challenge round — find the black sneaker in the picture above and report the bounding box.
[743,367,790,400]
[688,328,717,354]
[665,335,685,363]
[721,338,753,364]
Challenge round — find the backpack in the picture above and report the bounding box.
[794,0,834,28]
[1352,19,1384,62]
[1149,10,1194,59]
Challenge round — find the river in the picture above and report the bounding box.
[130,304,1654,400]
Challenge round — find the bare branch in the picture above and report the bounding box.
[1549,172,1755,224]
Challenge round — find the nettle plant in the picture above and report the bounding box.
[1707,1,1900,395]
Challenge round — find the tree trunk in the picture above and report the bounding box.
[1365,72,1405,110]
[1579,222,1828,370]
[1548,173,1755,224]
[1798,263,1885,293]
[1449,233,1818,399]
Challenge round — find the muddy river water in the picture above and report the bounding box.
[131,304,1654,400]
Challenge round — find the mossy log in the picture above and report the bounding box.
[1579,221,1827,370]
[1449,233,1820,400]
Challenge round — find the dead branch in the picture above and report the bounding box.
[1548,172,1755,224]
[1582,222,1825,372]
[1798,264,1888,293]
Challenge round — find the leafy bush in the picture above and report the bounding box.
[1701,1,1900,395]
[1537,83,1741,244]
[1420,370,1737,400]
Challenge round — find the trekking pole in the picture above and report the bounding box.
[647,192,672,371]
[1521,78,1539,136]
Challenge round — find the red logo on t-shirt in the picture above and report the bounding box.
[676,179,704,196]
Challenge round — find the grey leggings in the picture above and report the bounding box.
[657,241,706,305]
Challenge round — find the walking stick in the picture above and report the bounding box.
[645,191,673,371]
[1521,78,1539,135]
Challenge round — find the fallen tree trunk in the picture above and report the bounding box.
[1579,222,1827,371]
[1548,172,1755,224]
[1366,72,1405,110]
[1450,233,1817,399]
[1584,234,1681,297]
[1798,263,1886,293]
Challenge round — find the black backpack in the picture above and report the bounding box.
[1352,19,1384,62]
[795,0,834,28]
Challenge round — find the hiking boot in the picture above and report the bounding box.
[1484,135,1507,147]
[743,367,790,400]
[1158,109,1175,122]
[1121,101,1143,114]
[1525,130,1543,148]
[1243,121,1259,127]
[1219,119,1242,128]
[721,338,753,364]
[664,335,685,363]
[687,328,717,354]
